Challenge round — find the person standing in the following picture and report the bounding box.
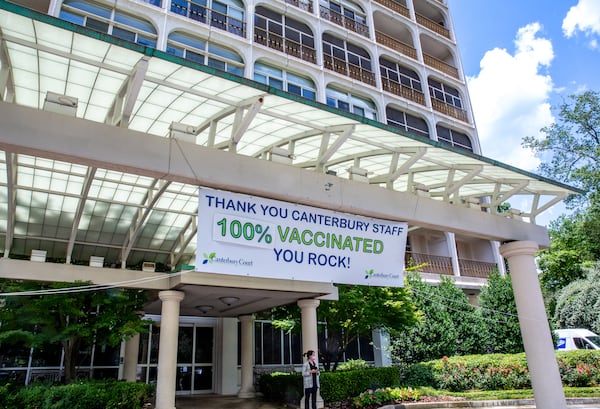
[302,350,320,409]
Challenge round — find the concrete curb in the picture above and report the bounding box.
[379,397,600,408]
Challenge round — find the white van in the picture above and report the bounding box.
[555,328,600,351]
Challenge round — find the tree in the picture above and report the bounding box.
[478,271,523,354]
[522,90,600,208]
[390,273,486,365]
[0,280,149,383]
[273,284,417,371]
[553,263,600,334]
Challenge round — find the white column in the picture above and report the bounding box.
[155,290,185,409]
[238,314,255,398]
[372,328,391,367]
[444,231,460,276]
[123,333,140,382]
[499,241,567,409]
[298,299,324,409]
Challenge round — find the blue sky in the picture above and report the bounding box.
[448,0,600,225]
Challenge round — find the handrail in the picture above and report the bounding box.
[319,5,369,37]
[373,0,410,18]
[415,12,450,39]
[381,77,425,105]
[423,53,459,79]
[323,54,375,86]
[375,31,417,60]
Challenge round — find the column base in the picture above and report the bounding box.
[237,388,256,399]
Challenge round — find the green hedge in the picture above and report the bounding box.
[3,380,152,409]
[258,367,401,404]
[403,350,600,392]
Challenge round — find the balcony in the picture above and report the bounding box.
[375,31,417,60]
[381,77,425,105]
[319,5,369,37]
[416,13,450,39]
[324,55,376,86]
[254,30,317,64]
[373,0,410,19]
[423,53,459,79]
[430,98,469,123]
[286,0,313,13]
[406,252,496,278]
[171,1,246,38]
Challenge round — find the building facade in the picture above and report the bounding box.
[0,0,575,407]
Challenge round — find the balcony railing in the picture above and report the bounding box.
[405,252,496,279]
[423,53,459,79]
[319,5,369,37]
[375,31,417,60]
[171,1,246,38]
[458,259,497,278]
[254,30,317,64]
[381,78,425,105]
[406,252,453,275]
[286,0,313,13]
[415,13,450,39]
[431,98,469,123]
[373,0,410,18]
[324,55,376,86]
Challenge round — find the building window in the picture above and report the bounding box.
[254,320,303,366]
[254,7,316,64]
[254,62,316,100]
[428,78,463,109]
[170,0,246,38]
[319,0,368,37]
[326,86,377,120]
[60,0,157,48]
[436,125,473,152]
[386,106,429,138]
[167,31,244,76]
[322,33,374,86]
[380,57,425,106]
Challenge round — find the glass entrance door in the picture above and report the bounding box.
[176,325,214,394]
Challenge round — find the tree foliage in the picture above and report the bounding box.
[390,273,486,365]
[0,280,149,384]
[522,90,600,207]
[272,284,417,371]
[553,263,600,333]
[477,271,523,354]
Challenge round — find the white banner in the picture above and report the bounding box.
[196,188,407,286]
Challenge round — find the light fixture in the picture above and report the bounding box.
[195,305,214,313]
[347,166,369,183]
[219,296,240,306]
[89,256,104,268]
[30,249,47,262]
[169,121,197,143]
[43,91,78,117]
[269,147,294,164]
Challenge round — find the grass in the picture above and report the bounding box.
[417,386,600,401]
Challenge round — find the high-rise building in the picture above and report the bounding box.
[0,0,575,406]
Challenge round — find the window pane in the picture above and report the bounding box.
[195,327,214,363]
[177,327,194,363]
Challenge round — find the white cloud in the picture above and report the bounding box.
[562,0,600,49]
[466,23,554,171]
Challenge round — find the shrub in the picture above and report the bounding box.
[403,351,600,392]
[352,387,419,409]
[401,363,436,388]
[258,371,302,404]
[8,380,152,409]
[338,359,370,371]
[258,367,401,405]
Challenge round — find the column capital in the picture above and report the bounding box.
[238,314,254,323]
[297,298,320,309]
[158,290,185,303]
[499,240,539,258]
